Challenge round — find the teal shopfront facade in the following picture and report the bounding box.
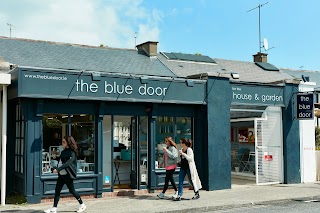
[6,68,301,203]
[7,67,208,203]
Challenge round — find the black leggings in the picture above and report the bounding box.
[162,169,177,193]
[53,175,83,207]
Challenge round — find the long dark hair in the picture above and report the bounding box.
[165,136,177,149]
[180,138,192,147]
[65,136,78,155]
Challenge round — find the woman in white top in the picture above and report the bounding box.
[174,138,202,201]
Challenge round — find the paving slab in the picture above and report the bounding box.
[1,183,320,213]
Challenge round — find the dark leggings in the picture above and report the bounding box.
[53,175,83,207]
[162,169,177,193]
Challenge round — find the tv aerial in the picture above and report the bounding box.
[247,2,269,52]
[7,23,15,38]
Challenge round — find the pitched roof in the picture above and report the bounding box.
[0,37,176,77]
[214,58,293,84]
[159,52,294,84]
[281,68,320,91]
[157,53,223,77]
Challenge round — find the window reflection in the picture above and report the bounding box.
[42,114,95,175]
[155,117,193,169]
[71,114,95,173]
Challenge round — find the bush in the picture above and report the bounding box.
[316,127,320,150]
[5,192,27,205]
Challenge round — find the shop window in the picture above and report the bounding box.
[42,114,68,174]
[42,114,95,175]
[155,116,193,170]
[71,114,95,173]
[14,104,25,174]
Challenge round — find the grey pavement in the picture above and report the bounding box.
[1,182,320,213]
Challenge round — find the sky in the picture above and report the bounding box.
[0,0,319,71]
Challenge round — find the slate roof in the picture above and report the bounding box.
[158,53,294,84]
[281,68,320,91]
[157,53,223,77]
[0,37,176,77]
[214,58,294,84]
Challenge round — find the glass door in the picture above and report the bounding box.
[139,116,148,187]
[130,116,139,189]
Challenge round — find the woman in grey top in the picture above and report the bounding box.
[157,136,179,199]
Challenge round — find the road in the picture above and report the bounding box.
[209,199,320,213]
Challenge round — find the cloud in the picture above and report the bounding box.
[0,0,162,48]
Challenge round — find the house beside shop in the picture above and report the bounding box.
[0,36,306,204]
[280,68,320,182]
[0,59,12,206]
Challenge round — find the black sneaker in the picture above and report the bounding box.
[173,195,181,201]
[192,193,200,200]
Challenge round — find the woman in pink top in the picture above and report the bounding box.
[157,136,179,199]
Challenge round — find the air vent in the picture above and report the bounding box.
[255,62,279,71]
[161,52,216,64]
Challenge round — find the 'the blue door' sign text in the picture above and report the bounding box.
[296,93,314,119]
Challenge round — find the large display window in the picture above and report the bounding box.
[155,116,193,170]
[42,114,95,175]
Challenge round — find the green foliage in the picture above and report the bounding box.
[6,192,27,205]
[315,127,320,150]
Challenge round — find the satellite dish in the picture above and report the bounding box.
[263,38,269,51]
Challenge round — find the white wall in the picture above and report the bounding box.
[299,82,316,182]
[0,100,2,187]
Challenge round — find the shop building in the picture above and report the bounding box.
[281,68,320,182]
[158,52,301,187]
[0,37,301,203]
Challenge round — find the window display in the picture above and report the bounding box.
[155,116,193,170]
[42,114,95,175]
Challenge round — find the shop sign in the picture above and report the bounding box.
[19,70,206,104]
[231,84,284,106]
[264,152,273,161]
[296,93,314,120]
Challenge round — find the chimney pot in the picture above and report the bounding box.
[136,41,158,57]
[253,52,268,63]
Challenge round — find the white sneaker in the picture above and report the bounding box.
[77,203,86,213]
[172,191,178,199]
[44,207,57,213]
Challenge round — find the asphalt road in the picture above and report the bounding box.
[209,199,320,213]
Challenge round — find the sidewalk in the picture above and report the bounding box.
[1,182,320,213]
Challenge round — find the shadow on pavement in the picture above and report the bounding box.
[125,194,192,202]
[1,210,44,213]
[1,211,76,213]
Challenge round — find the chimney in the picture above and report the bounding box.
[253,52,268,63]
[136,41,158,57]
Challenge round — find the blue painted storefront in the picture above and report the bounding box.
[6,68,300,203]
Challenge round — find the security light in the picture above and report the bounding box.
[186,79,194,87]
[91,72,101,81]
[231,73,240,79]
[140,76,148,84]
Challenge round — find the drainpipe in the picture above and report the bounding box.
[1,85,7,206]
